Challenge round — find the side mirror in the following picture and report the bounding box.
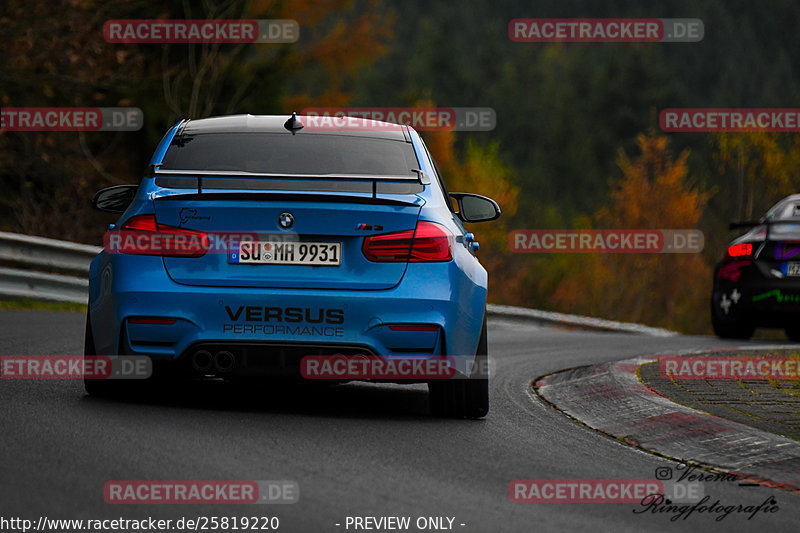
[92,185,138,213]
[450,193,501,223]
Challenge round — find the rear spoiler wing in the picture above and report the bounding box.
[728,221,762,230]
[148,165,429,199]
[729,219,800,240]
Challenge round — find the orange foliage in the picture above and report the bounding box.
[422,128,457,175]
[274,0,393,110]
[714,132,800,220]
[422,115,523,303]
[551,130,712,333]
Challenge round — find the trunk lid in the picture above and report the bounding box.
[154,193,422,289]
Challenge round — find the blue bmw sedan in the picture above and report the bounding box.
[86,114,500,418]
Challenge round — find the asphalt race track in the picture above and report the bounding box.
[1,310,799,532]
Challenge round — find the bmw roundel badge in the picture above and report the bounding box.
[278,212,294,229]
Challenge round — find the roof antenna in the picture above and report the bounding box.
[284,111,304,135]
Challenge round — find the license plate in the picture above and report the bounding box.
[229,241,341,266]
[786,262,800,276]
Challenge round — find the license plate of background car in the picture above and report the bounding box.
[785,262,800,276]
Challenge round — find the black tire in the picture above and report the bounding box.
[710,285,755,340]
[428,315,489,419]
[83,312,115,397]
[784,325,800,342]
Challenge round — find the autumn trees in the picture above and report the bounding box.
[4,1,800,332]
[0,0,392,241]
[547,131,711,332]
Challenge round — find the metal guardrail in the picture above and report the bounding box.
[485,304,676,337]
[0,231,676,336]
[0,231,100,304]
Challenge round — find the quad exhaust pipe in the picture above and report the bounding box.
[213,350,235,373]
[191,350,213,373]
[191,349,236,374]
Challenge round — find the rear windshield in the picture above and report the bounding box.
[161,133,419,177]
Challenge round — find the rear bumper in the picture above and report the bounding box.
[714,261,800,327]
[88,252,486,375]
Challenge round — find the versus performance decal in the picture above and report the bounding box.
[222,306,345,337]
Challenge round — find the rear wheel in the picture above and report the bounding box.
[710,285,755,339]
[428,315,489,419]
[784,325,800,342]
[711,310,755,339]
[83,313,157,397]
[83,312,115,397]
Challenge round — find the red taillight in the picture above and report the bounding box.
[121,215,158,232]
[727,243,753,258]
[362,221,453,262]
[362,228,415,261]
[106,214,209,257]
